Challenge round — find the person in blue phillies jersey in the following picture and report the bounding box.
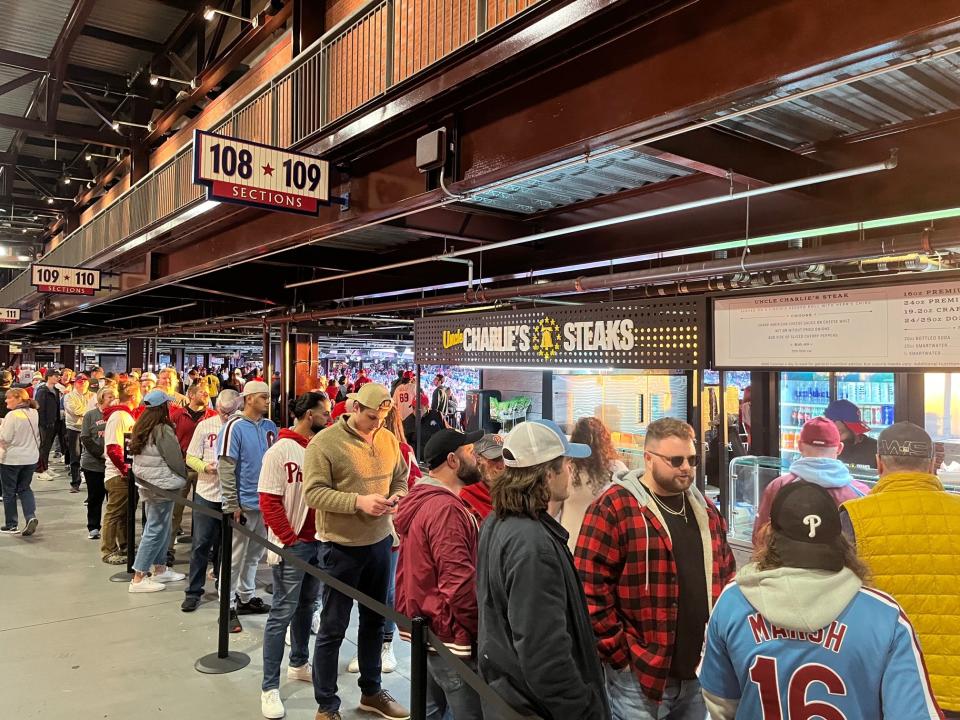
[700,480,944,720]
[217,380,279,634]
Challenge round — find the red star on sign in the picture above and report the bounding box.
[262,164,274,176]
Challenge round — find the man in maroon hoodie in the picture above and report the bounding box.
[396,428,485,720]
[169,383,217,547]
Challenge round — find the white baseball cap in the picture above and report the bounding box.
[240,380,270,397]
[502,419,591,468]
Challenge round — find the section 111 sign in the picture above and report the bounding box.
[0,307,20,324]
[31,264,101,295]
[193,130,330,216]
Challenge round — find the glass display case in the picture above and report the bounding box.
[728,454,959,546]
[553,370,687,471]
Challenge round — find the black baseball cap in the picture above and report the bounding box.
[424,429,483,470]
[770,481,844,572]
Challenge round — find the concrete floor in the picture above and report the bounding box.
[0,462,412,720]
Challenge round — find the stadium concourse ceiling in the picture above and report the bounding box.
[4,0,960,346]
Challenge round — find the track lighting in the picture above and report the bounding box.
[112,120,154,132]
[149,73,197,90]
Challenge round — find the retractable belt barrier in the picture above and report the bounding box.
[133,477,535,720]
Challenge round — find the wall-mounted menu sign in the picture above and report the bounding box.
[713,279,960,369]
[414,298,706,369]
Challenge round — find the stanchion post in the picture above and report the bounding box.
[195,514,250,674]
[410,616,428,720]
[108,468,137,582]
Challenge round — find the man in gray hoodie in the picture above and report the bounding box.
[701,481,943,719]
[752,417,869,545]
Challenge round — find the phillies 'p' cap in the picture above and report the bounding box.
[825,399,870,435]
[799,417,841,448]
[240,380,270,397]
[503,419,591,468]
[770,480,844,572]
[346,382,391,409]
[877,422,934,459]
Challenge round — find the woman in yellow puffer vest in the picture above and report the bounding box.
[841,421,960,717]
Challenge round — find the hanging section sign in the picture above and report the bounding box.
[193,130,330,216]
[31,264,101,296]
[0,307,20,324]
[414,299,706,369]
[713,279,960,369]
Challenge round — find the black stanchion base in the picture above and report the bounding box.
[195,651,251,675]
[108,570,133,583]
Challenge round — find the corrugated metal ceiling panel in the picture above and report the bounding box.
[87,0,187,41]
[0,0,73,59]
[718,50,960,149]
[70,35,154,76]
[462,148,695,214]
[0,66,42,151]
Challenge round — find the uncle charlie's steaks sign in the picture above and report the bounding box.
[414,300,706,369]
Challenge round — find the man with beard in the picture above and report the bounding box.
[396,428,486,720]
[460,433,504,521]
[575,417,736,720]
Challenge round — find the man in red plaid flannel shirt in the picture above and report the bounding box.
[575,417,736,720]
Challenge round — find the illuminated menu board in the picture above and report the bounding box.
[713,280,960,369]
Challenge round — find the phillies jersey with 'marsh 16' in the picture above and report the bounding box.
[700,583,943,719]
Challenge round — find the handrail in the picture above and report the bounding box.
[0,0,547,312]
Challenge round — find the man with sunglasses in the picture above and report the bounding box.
[303,382,411,720]
[575,417,736,720]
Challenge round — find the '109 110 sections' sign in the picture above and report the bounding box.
[193,130,330,216]
[414,300,706,369]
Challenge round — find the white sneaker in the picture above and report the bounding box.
[151,568,186,583]
[260,689,285,719]
[35,472,53,482]
[347,654,359,673]
[286,662,311,682]
[311,608,321,634]
[88,529,100,540]
[129,577,164,593]
[381,641,397,673]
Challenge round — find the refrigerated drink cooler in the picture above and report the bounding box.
[780,372,895,463]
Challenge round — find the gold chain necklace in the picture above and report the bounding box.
[651,492,688,524]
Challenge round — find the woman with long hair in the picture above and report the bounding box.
[0,388,41,535]
[559,416,628,551]
[127,390,188,592]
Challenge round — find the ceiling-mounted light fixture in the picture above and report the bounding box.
[112,120,154,132]
[46,197,55,205]
[85,151,122,162]
[203,5,259,26]
[149,73,197,90]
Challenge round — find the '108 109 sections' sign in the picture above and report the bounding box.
[193,130,330,216]
[414,300,706,369]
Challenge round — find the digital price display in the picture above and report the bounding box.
[193,130,330,216]
[31,264,101,295]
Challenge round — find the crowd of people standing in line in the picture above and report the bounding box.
[2,361,957,720]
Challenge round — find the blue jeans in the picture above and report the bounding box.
[1,464,36,527]
[426,654,484,720]
[313,535,392,712]
[132,499,174,574]
[605,666,706,720]
[383,547,399,641]
[185,495,221,598]
[262,541,321,690]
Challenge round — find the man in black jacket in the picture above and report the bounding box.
[477,419,611,720]
[35,369,63,481]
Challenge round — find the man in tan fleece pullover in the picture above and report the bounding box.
[303,382,410,720]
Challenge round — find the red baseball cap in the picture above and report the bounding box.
[402,370,414,380]
[799,417,841,448]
